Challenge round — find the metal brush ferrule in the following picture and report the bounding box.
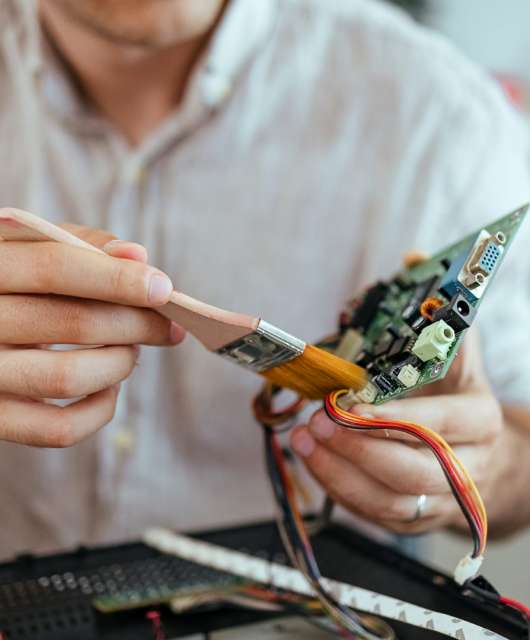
[216,320,305,373]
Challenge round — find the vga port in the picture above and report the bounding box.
[457,230,505,298]
[470,240,501,276]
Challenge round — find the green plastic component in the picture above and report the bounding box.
[412,320,455,362]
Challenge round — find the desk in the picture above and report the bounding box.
[0,521,525,640]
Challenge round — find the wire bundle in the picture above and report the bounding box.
[324,389,488,569]
[254,383,529,637]
[256,384,395,639]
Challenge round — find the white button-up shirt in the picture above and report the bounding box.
[0,0,529,556]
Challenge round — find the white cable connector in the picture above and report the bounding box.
[454,553,484,585]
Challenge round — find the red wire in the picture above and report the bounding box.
[499,597,530,619]
[146,610,166,640]
[324,397,486,554]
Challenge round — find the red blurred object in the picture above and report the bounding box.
[494,72,528,110]
[146,610,166,640]
[499,596,530,619]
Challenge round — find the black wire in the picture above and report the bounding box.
[262,424,391,640]
[463,579,530,640]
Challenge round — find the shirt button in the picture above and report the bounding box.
[122,161,145,184]
[202,72,232,108]
[112,428,136,454]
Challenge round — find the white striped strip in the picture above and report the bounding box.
[143,528,508,640]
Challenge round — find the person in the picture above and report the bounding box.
[0,0,529,556]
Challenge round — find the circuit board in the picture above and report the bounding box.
[330,204,528,405]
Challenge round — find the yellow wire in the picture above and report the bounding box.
[329,390,488,553]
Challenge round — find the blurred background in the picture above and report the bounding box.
[393,0,530,113]
[388,0,530,602]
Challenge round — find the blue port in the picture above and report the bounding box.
[477,241,501,275]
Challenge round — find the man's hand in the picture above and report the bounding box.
[290,329,507,534]
[0,224,185,448]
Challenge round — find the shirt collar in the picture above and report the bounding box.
[39,0,279,131]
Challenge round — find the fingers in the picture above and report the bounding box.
[0,295,184,346]
[0,386,120,447]
[61,223,149,262]
[103,240,148,263]
[290,425,454,531]
[352,391,502,443]
[59,223,117,250]
[0,346,137,399]
[308,413,449,494]
[307,411,493,494]
[0,241,173,307]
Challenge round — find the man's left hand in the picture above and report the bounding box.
[290,329,507,534]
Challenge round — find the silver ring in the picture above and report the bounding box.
[410,494,427,522]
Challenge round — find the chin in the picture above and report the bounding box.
[46,0,226,47]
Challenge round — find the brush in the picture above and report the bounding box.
[0,208,367,399]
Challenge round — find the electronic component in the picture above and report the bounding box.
[386,336,410,362]
[412,320,455,362]
[411,316,429,334]
[373,330,395,357]
[350,282,388,330]
[336,381,378,409]
[401,275,439,325]
[372,372,398,394]
[354,350,373,369]
[396,364,420,388]
[440,230,506,302]
[470,239,502,277]
[433,292,477,332]
[458,230,505,298]
[333,204,527,403]
[420,297,444,321]
[335,328,364,361]
[439,241,474,300]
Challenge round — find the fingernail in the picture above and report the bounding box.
[292,431,315,458]
[170,322,185,344]
[103,239,124,253]
[148,272,173,305]
[310,417,336,440]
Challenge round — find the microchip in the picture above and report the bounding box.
[387,336,409,361]
[374,330,395,357]
[350,282,389,331]
[402,276,439,325]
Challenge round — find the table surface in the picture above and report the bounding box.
[0,519,525,640]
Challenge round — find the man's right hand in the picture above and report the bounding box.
[0,224,185,448]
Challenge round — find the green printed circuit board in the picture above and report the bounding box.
[327,205,528,405]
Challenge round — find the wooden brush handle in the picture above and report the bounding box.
[0,208,258,351]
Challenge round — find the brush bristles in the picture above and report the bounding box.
[262,344,367,400]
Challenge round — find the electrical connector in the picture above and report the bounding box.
[397,364,420,388]
[454,553,484,585]
[412,320,455,362]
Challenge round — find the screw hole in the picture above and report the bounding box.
[495,231,506,244]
